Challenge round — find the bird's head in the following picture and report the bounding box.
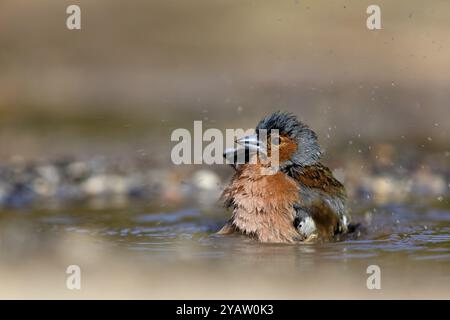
[224,111,322,169]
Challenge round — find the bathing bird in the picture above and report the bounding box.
[219,111,351,243]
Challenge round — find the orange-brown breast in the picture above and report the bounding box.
[222,164,301,243]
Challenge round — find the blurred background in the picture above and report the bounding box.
[1,0,449,157]
[0,0,449,299]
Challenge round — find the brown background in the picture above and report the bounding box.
[0,0,449,159]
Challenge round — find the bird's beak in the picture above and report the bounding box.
[223,147,241,163]
[223,134,267,167]
[236,134,266,154]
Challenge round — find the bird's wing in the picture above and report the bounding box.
[288,164,349,238]
[288,163,347,199]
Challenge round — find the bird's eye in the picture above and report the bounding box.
[271,136,280,146]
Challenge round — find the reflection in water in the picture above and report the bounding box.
[0,200,449,298]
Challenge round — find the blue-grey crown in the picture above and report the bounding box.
[256,111,322,166]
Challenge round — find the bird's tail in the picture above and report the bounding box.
[347,222,361,233]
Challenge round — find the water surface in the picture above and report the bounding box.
[0,200,449,298]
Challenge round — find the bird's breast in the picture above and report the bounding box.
[223,166,301,243]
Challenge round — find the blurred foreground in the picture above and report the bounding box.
[0,199,449,299]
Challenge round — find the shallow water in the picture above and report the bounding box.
[0,200,449,298]
[10,202,450,260]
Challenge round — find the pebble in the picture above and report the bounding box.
[81,174,129,196]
